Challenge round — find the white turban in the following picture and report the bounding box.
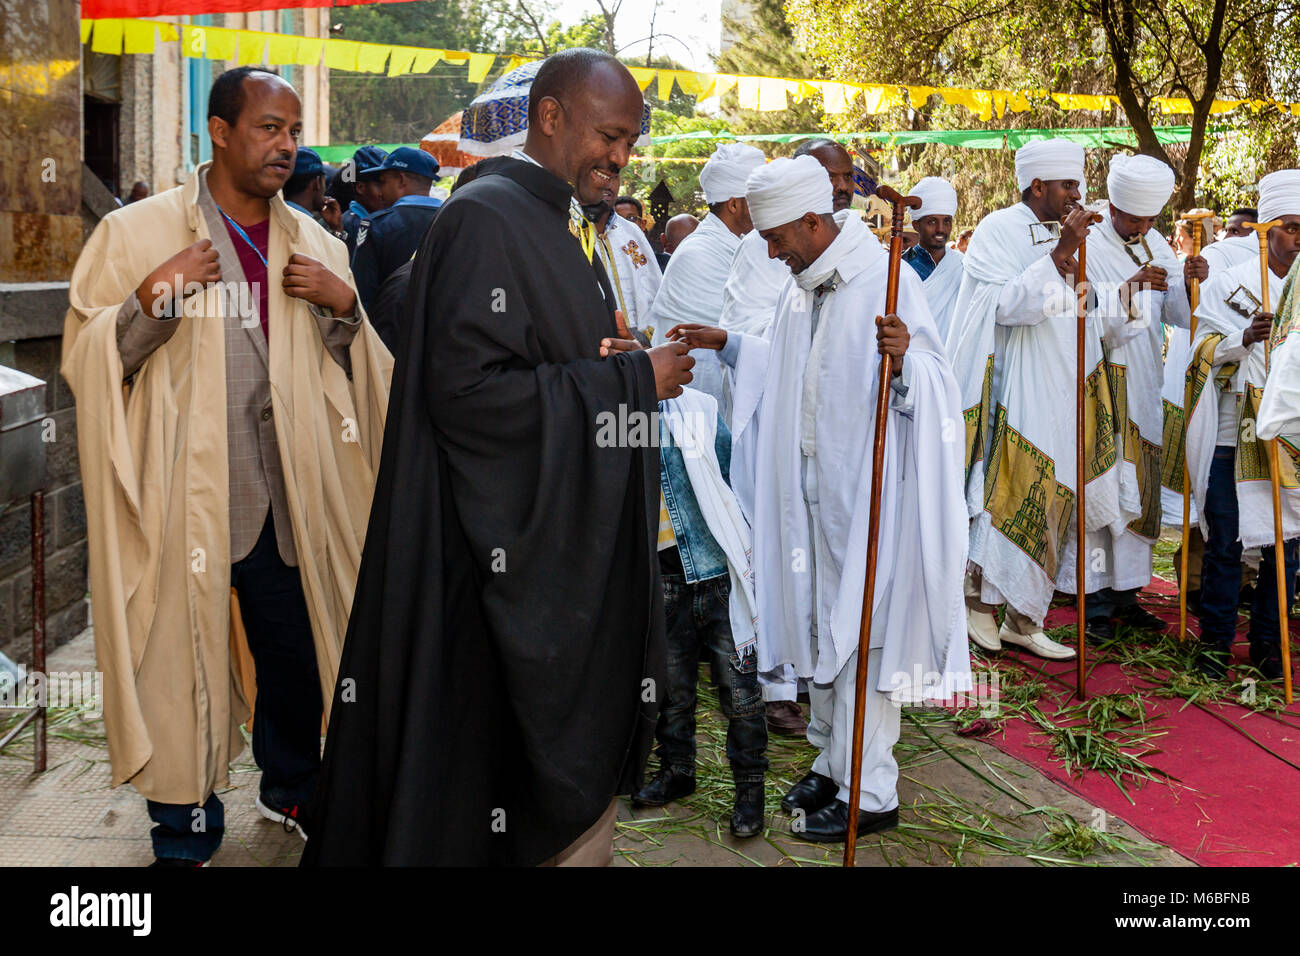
[746,155,834,231]
[1015,139,1086,192]
[1258,169,1300,224]
[1106,154,1174,217]
[909,176,957,220]
[699,143,767,204]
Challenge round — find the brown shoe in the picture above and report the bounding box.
[765,700,808,736]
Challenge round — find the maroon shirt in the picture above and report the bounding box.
[222,216,270,340]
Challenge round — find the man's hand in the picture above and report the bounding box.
[1183,254,1209,286]
[320,197,343,232]
[600,309,643,357]
[1119,264,1169,315]
[1051,207,1096,277]
[647,341,694,399]
[136,239,221,318]
[1244,311,1274,346]
[283,254,356,316]
[666,322,728,351]
[876,313,909,376]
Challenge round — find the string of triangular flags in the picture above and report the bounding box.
[83,17,1300,120]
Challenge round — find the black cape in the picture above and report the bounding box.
[302,157,665,866]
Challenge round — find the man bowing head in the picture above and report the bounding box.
[672,156,970,843]
[304,49,692,867]
[61,66,391,866]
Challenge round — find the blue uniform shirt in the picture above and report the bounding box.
[351,194,443,314]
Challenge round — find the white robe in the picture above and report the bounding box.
[1082,218,1190,591]
[922,247,965,343]
[1260,329,1300,445]
[1186,258,1300,549]
[1161,234,1257,527]
[596,213,662,334]
[725,212,970,700]
[948,202,1131,622]
[719,228,791,338]
[650,213,740,405]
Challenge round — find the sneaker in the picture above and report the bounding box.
[256,794,310,842]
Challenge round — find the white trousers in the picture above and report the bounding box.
[806,647,901,813]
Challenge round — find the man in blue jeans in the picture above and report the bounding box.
[630,399,768,838]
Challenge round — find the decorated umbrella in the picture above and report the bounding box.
[420,112,479,178]
[459,59,652,158]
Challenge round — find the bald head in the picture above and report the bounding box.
[794,138,855,211]
[525,49,645,206]
[663,214,699,253]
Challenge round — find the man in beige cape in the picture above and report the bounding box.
[61,67,391,865]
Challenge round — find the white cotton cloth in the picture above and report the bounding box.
[746,155,834,231]
[724,211,971,700]
[1014,139,1086,192]
[1186,257,1300,548]
[1260,328,1300,445]
[910,177,958,220]
[922,248,965,342]
[595,212,663,332]
[1160,234,1258,527]
[1107,154,1175,218]
[1259,170,1300,225]
[1079,214,1189,591]
[946,201,1130,623]
[650,213,742,404]
[699,143,767,204]
[719,228,791,337]
[660,387,759,657]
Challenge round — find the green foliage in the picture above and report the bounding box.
[622,109,739,216]
[714,0,821,144]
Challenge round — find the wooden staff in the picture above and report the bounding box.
[844,184,921,866]
[1244,218,1293,703]
[1178,210,1214,643]
[1074,210,1103,700]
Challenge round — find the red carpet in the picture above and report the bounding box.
[979,578,1300,866]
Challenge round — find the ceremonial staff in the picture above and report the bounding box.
[1244,217,1293,704]
[1178,211,1214,644]
[844,184,920,865]
[1074,209,1103,700]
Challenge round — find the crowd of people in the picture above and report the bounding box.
[60,48,1300,868]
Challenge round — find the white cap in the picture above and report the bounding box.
[1106,154,1175,218]
[699,143,767,204]
[746,155,834,231]
[1015,139,1086,192]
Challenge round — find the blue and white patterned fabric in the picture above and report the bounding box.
[459,59,652,157]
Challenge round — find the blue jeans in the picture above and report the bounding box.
[654,547,767,784]
[148,513,321,861]
[1200,447,1299,647]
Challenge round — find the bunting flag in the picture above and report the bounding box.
[82,17,1300,119]
[83,0,417,16]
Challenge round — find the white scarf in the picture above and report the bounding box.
[922,247,965,343]
[720,228,791,338]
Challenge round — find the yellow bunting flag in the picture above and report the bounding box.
[323,38,360,70]
[90,19,124,55]
[735,76,760,110]
[657,71,676,101]
[356,43,391,74]
[677,72,708,96]
[388,48,417,77]
[1210,99,1243,114]
[820,81,849,114]
[236,31,268,66]
[294,36,323,66]
[266,33,297,64]
[442,50,469,63]
[860,84,903,114]
[1007,90,1032,112]
[122,19,156,54]
[158,23,178,42]
[501,54,530,74]
[80,19,92,43]
[467,52,495,83]
[413,49,445,72]
[756,77,787,111]
[628,67,656,91]
[907,85,937,105]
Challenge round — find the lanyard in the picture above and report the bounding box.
[219,209,268,269]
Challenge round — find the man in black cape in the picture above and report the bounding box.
[302,49,694,866]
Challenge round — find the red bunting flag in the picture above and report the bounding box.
[83,0,419,18]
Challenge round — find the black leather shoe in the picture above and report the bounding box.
[631,766,696,808]
[730,782,765,838]
[1197,640,1232,680]
[1250,641,1284,681]
[1117,604,1167,633]
[780,770,837,814]
[1085,617,1116,646]
[793,799,898,843]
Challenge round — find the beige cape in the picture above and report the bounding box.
[62,165,392,804]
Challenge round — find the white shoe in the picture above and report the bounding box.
[967,608,1002,652]
[998,622,1077,660]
